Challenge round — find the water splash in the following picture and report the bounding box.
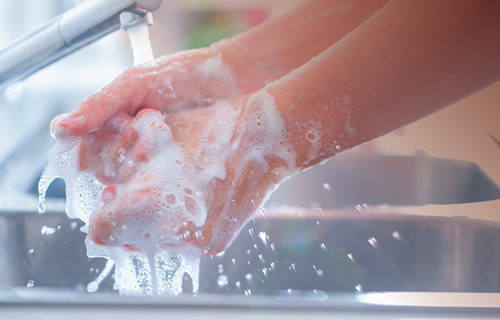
[217,274,228,288]
[368,237,380,250]
[320,243,327,252]
[87,259,115,293]
[41,225,58,236]
[392,231,403,242]
[107,246,201,296]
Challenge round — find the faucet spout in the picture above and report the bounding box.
[0,0,163,92]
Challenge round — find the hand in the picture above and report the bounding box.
[82,92,297,255]
[51,44,261,138]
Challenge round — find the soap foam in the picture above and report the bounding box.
[39,86,296,296]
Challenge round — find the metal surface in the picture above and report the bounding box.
[2,208,500,294]
[268,152,500,206]
[1,291,500,320]
[0,0,163,92]
[120,11,153,30]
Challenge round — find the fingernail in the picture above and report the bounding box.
[52,114,84,138]
[60,114,83,127]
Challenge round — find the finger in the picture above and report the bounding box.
[55,66,158,137]
[96,109,170,184]
[88,175,156,247]
[79,112,134,174]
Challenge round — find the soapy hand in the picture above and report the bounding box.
[51,45,260,138]
[55,90,296,255]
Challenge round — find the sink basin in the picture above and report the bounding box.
[2,207,500,294]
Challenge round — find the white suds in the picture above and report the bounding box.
[39,71,296,296]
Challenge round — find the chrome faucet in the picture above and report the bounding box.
[0,0,163,92]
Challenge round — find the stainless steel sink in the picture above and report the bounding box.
[2,207,500,294]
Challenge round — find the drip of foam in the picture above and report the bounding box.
[87,259,115,292]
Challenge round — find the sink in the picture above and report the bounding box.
[2,206,500,294]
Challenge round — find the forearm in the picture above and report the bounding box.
[212,0,388,93]
[267,0,500,169]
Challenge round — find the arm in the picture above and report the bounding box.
[217,0,389,92]
[268,0,500,169]
[55,0,387,136]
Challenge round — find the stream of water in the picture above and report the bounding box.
[127,24,154,66]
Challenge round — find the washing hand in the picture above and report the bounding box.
[51,45,265,138]
[52,87,296,255]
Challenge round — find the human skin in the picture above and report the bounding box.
[53,0,388,135]
[51,0,500,254]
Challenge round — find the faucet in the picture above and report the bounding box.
[0,0,163,92]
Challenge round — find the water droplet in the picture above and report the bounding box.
[316,269,323,277]
[289,262,297,275]
[27,280,34,288]
[258,231,268,246]
[335,145,342,151]
[41,225,57,236]
[38,202,46,214]
[392,231,403,241]
[323,183,331,191]
[355,203,369,214]
[347,253,356,264]
[217,274,228,288]
[70,221,78,230]
[262,268,268,279]
[320,243,327,252]
[245,273,252,282]
[259,208,268,222]
[368,237,379,250]
[343,95,351,105]
[218,264,224,274]
[235,281,241,290]
[306,132,317,141]
[28,249,34,255]
[244,289,252,297]
[355,284,363,293]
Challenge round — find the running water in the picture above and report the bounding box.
[126,24,154,66]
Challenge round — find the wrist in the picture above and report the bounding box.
[211,37,286,95]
